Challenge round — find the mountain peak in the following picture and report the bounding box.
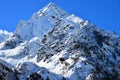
[13,2,71,40]
[46,2,57,7]
[37,2,69,18]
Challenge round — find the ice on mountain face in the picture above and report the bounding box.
[0,2,120,80]
[67,14,84,23]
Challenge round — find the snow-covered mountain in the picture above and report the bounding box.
[0,2,120,80]
[0,30,13,43]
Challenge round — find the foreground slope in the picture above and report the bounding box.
[0,2,120,80]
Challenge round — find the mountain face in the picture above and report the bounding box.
[0,2,120,80]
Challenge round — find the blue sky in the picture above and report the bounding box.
[0,0,120,35]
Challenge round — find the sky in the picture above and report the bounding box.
[0,0,120,35]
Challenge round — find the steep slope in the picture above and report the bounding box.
[0,2,120,80]
[36,22,120,80]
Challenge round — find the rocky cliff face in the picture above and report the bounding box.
[0,2,120,80]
